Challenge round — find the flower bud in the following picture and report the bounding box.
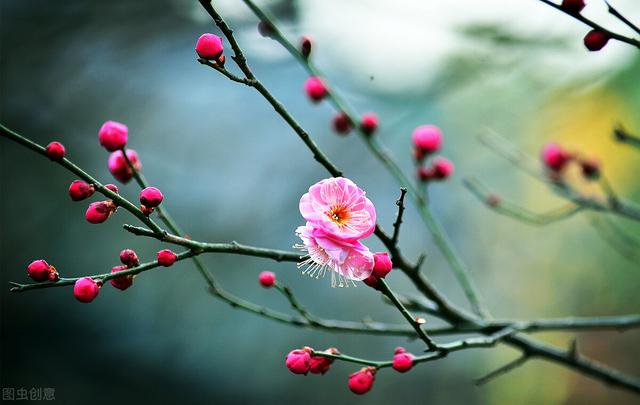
[363,274,380,290]
[110,265,134,290]
[140,187,164,208]
[584,30,609,51]
[257,21,275,38]
[304,76,327,102]
[561,0,586,13]
[360,113,378,136]
[309,347,339,375]
[487,193,501,208]
[108,149,141,183]
[580,157,600,179]
[98,120,128,151]
[348,367,376,395]
[73,277,100,303]
[332,111,353,135]
[45,141,66,161]
[195,33,224,60]
[68,180,95,201]
[119,249,140,267]
[300,35,312,59]
[432,157,454,180]
[412,125,442,154]
[285,348,312,375]
[105,184,119,194]
[258,271,276,287]
[417,166,435,182]
[157,249,177,267]
[372,252,392,279]
[541,143,571,172]
[27,259,59,282]
[394,346,406,355]
[85,201,116,224]
[392,351,415,373]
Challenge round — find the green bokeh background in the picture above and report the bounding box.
[1,1,639,404]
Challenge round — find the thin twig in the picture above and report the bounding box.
[474,354,529,385]
[391,188,408,246]
[604,1,640,36]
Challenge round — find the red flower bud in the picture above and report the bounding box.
[541,143,571,172]
[68,180,95,201]
[372,252,392,279]
[73,277,100,303]
[258,271,276,287]
[98,120,128,151]
[309,347,339,375]
[394,346,406,355]
[157,249,177,267]
[196,33,224,60]
[85,201,116,224]
[110,265,134,290]
[105,184,119,194]
[45,141,66,161]
[360,113,378,136]
[304,76,328,102]
[27,259,59,282]
[285,348,312,375]
[412,125,442,154]
[332,111,353,135]
[300,35,312,59]
[432,157,454,180]
[119,249,140,267]
[363,274,380,290]
[392,351,415,373]
[257,21,275,38]
[139,186,163,208]
[584,30,609,51]
[348,367,376,395]
[108,149,141,183]
[561,0,586,13]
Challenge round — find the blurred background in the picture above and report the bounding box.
[1,0,639,403]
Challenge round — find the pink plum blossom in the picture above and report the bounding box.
[299,177,376,242]
[295,223,374,287]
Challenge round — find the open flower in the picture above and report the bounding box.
[299,177,376,242]
[295,223,374,287]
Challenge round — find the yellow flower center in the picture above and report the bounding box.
[327,205,349,226]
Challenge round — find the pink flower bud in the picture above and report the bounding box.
[394,346,406,355]
[139,187,164,208]
[584,30,609,51]
[85,201,116,224]
[108,149,141,183]
[300,35,312,59]
[360,113,378,136]
[309,347,338,375]
[119,249,140,267]
[561,0,586,13]
[258,271,276,287]
[348,367,376,395]
[372,252,392,279]
[285,348,312,375]
[392,351,415,373]
[73,277,100,303]
[541,143,571,172]
[157,249,177,267]
[304,76,327,102]
[68,180,95,201]
[27,259,59,282]
[45,141,65,161]
[195,33,224,60]
[412,125,442,154]
[98,120,128,152]
[580,157,600,179]
[363,274,380,290]
[332,111,353,135]
[110,265,134,291]
[432,157,454,180]
[105,184,119,194]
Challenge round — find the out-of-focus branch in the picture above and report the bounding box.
[474,354,529,385]
[614,125,640,149]
[605,1,640,36]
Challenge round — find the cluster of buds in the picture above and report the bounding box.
[412,125,454,182]
[196,33,225,67]
[285,347,340,375]
[27,260,59,282]
[139,186,164,215]
[557,0,611,51]
[363,252,393,289]
[392,347,415,373]
[541,142,600,180]
[110,249,140,290]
